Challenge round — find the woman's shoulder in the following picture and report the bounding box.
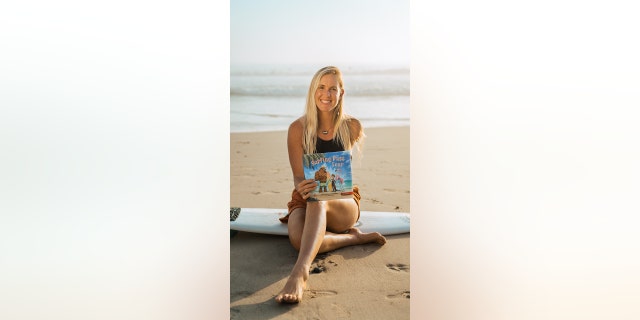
[345,116,363,140]
[346,116,362,130]
[288,117,305,136]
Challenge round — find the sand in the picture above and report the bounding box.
[230,126,410,320]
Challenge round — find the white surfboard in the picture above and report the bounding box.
[230,207,410,236]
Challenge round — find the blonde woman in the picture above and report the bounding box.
[275,66,386,304]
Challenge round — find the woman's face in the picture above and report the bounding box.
[315,74,343,113]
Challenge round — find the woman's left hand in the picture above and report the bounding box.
[296,179,317,200]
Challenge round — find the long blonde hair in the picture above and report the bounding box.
[301,66,363,154]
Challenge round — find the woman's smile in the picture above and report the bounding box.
[315,74,342,112]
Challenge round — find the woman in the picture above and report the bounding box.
[275,66,386,304]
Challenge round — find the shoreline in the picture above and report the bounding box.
[230,123,410,134]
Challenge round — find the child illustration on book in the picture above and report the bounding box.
[335,174,344,191]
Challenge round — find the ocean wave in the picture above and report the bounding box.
[231,111,296,119]
[230,87,306,97]
[231,66,409,97]
[231,85,409,97]
[232,110,409,122]
[230,90,409,97]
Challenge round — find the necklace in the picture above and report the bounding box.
[320,123,331,134]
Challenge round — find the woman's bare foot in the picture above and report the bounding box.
[275,269,308,304]
[349,227,387,245]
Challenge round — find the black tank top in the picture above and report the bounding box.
[316,137,344,153]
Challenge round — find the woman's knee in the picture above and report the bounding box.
[305,200,327,215]
[325,199,359,232]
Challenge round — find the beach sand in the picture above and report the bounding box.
[230,126,409,319]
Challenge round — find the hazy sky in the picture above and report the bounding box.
[231,0,409,67]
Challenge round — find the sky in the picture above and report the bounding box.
[231,0,409,67]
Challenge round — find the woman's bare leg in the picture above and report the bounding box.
[275,200,386,304]
[274,202,327,304]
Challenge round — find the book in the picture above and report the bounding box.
[302,150,353,201]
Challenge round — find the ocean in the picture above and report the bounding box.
[230,65,409,133]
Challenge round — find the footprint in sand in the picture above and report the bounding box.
[386,290,410,299]
[251,191,281,195]
[386,263,410,272]
[310,254,337,273]
[308,290,338,299]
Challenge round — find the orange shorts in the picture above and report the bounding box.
[279,186,361,223]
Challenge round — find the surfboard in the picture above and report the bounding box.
[230,207,410,236]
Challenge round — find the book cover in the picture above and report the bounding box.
[303,150,353,201]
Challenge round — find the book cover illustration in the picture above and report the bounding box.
[303,150,353,201]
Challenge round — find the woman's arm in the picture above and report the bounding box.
[348,117,363,145]
[287,119,317,199]
[287,119,306,187]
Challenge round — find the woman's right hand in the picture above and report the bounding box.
[296,179,317,200]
